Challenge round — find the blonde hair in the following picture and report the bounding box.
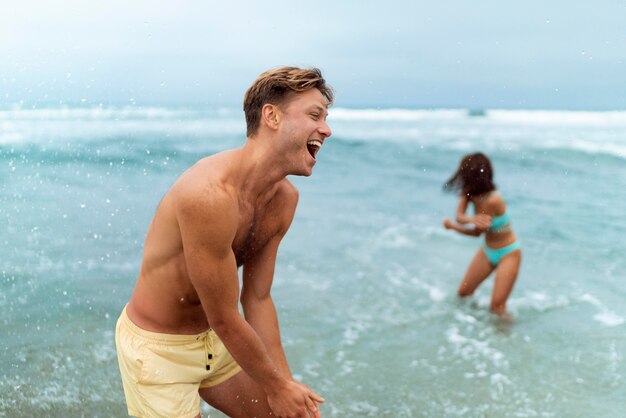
[243,66,334,137]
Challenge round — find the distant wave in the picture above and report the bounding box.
[3,106,626,160]
[487,109,626,126]
[328,108,626,159]
[330,107,626,126]
[0,106,241,121]
[330,108,467,121]
[3,106,626,125]
[0,106,245,144]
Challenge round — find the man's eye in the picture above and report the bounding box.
[311,113,319,120]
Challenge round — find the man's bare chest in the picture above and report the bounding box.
[232,210,280,266]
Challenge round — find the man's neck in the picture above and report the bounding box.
[232,137,288,201]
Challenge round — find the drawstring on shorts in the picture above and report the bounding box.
[202,331,215,371]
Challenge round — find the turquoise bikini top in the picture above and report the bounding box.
[489,212,510,232]
[472,192,511,232]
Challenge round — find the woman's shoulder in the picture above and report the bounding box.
[487,191,507,214]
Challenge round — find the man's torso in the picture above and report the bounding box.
[126,152,296,334]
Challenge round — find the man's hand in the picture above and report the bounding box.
[473,214,492,231]
[267,379,325,418]
[443,218,454,229]
[295,381,325,418]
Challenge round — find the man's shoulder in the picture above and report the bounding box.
[171,180,238,247]
[171,168,236,221]
[273,179,299,211]
[278,178,299,199]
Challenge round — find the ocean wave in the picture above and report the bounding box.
[3,105,626,126]
[0,106,246,145]
[487,109,626,126]
[579,294,625,327]
[327,108,626,159]
[3,105,626,160]
[444,324,508,368]
[0,105,240,121]
[330,108,467,121]
[330,107,626,126]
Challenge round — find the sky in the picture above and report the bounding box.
[1,0,625,109]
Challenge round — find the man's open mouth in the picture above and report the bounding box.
[307,140,322,159]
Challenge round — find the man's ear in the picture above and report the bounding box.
[261,104,281,131]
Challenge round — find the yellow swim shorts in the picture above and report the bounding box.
[115,306,241,418]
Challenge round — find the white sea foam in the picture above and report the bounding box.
[330,107,466,121]
[0,106,245,145]
[445,325,508,369]
[579,293,601,306]
[329,107,626,126]
[428,286,447,302]
[302,361,321,378]
[3,106,626,160]
[426,285,447,303]
[487,109,626,126]
[338,360,356,377]
[0,106,238,120]
[454,312,478,324]
[578,294,624,327]
[490,372,513,395]
[378,225,415,248]
[409,275,448,303]
[328,107,626,160]
[509,291,571,313]
[93,331,116,363]
[341,315,372,346]
[347,401,379,415]
[3,106,626,127]
[593,312,625,327]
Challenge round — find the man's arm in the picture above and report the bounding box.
[240,184,325,416]
[241,233,292,378]
[241,181,298,378]
[176,187,280,384]
[175,186,318,417]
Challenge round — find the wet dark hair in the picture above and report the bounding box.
[443,152,496,198]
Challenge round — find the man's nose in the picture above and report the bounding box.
[319,121,332,138]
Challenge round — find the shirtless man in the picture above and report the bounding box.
[115,67,333,418]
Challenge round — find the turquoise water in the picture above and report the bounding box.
[1,107,625,417]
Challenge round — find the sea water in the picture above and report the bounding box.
[1,106,624,417]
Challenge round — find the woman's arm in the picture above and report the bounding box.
[454,196,473,224]
[444,218,482,237]
[454,196,492,230]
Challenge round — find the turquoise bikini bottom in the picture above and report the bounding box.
[483,241,521,266]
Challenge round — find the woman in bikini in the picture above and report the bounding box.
[443,152,522,321]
